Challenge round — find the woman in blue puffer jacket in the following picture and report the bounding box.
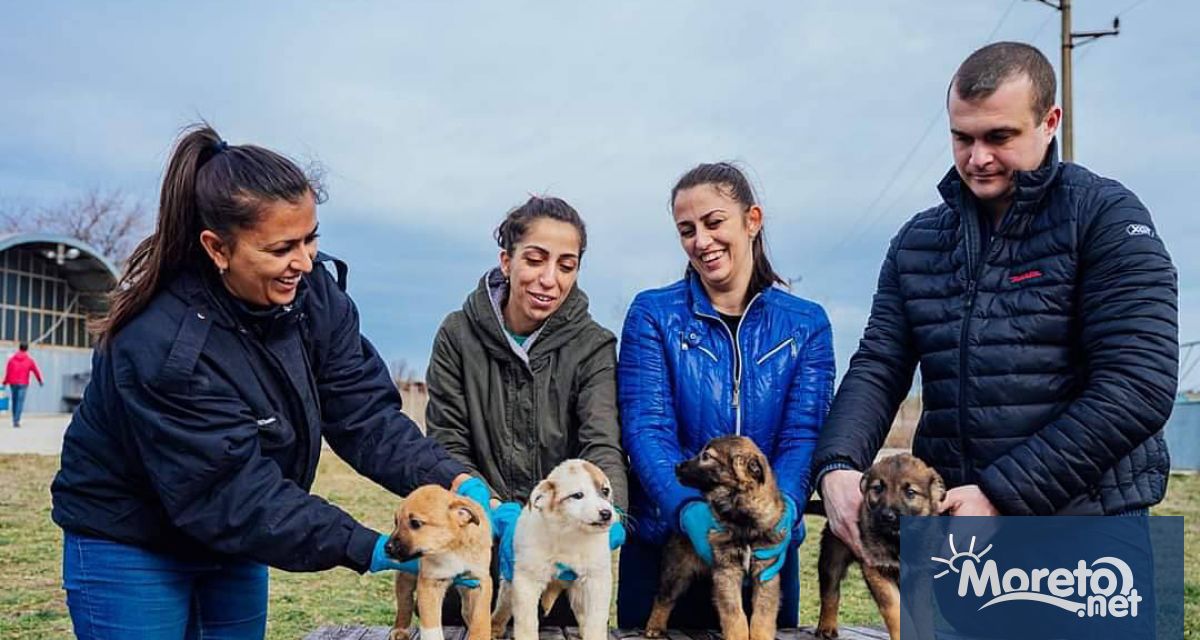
[616,162,835,628]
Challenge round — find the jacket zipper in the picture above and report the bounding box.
[959,205,1003,484]
[696,291,763,436]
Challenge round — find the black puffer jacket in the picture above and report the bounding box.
[813,144,1177,515]
[52,256,467,571]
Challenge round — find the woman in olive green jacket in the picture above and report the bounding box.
[425,195,628,515]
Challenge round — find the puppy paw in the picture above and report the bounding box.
[389,628,412,640]
[814,624,838,639]
[490,622,509,639]
[643,628,665,639]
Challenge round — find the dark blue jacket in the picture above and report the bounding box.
[51,256,467,572]
[813,144,1177,515]
[618,271,835,544]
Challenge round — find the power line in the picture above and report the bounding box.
[806,1,1021,275]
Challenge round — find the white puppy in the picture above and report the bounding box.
[492,459,615,640]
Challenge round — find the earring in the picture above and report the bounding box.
[218,266,227,276]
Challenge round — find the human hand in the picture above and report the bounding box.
[608,519,626,550]
[493,501,522,581]
[370,534,480,587]
[453,476,493,524]
[678,500,720,566]
[753,495,797,582]
[821,469,866,560]
[942,485,999,516]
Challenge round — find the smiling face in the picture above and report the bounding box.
[498,217,582,335]
[672,183,761,303]
[949,74,1060,216]
[199,191,319,307]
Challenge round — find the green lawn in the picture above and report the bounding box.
[1,453,1196,639]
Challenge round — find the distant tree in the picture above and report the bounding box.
[1,188,150,265]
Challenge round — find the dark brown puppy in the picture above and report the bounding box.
[645,436,786,640]
[816,453,945,640]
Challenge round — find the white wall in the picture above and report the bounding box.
[0,342,93,415]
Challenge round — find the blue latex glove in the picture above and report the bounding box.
[752,495,798,582]
[455,477,493,525]
[493,502,522,581]
[370,534,480,588]
[678,500,721,566]
[554,562,578,581]
[608,520,627,550]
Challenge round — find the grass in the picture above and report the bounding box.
[1,453,1196,639]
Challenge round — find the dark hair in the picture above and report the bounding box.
[670,162,786,298]
[950,41,1057,118]
[18,342,28,351]
[95,123,323,343]
[494,196,587,257]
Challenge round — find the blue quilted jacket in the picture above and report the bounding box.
[618,271,835,544]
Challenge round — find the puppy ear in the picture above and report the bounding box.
[746,456,765,485]
[450,497,481,527]
[859,472,870,496]
[531,479,556,512]
[928,472,947,507]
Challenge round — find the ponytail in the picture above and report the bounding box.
[94,123,321,343]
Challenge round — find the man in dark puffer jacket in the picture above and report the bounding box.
[812,42,1176,555]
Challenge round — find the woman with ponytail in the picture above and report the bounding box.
[616,163,835,628]
[50,125,491,639]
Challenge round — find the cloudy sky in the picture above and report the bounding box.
[3,0,1196,386]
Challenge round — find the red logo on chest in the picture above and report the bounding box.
[1009,269,1043,284]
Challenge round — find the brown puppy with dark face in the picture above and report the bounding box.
[645,436,786,640]
[816,453,945,640]
[386,485,492,640]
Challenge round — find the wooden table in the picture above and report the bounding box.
[303,627,888,640]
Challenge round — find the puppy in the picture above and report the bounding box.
[645,436,787,640]
[491,459,616,640]
[386,484,493,640]
[816,453,945,640]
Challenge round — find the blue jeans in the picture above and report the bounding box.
[62,532,269,640]
[9,384,26,425]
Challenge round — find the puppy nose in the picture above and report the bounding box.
[599,508,613,522]
[384,538,398,557]
[880,510,899,524]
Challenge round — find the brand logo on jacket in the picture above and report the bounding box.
[1008,269,1043,284]
[1126,224,1154,237]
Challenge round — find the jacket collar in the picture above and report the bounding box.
[937,138,1062,221]
[685,267,774,319]
[168,268,307,335]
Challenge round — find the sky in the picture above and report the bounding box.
[2,0,1197,387]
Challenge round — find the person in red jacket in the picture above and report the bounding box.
[4,342,43,428]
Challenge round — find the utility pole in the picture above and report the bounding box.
[1031,0,1120,162]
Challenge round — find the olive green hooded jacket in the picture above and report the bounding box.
[425,268,628,509]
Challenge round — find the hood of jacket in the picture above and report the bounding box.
[462,267,595,367]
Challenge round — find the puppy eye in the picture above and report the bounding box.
[601,487,611,498]
[569,492,585,500]
[905,488,919,500]
[408,518,422,530]
[871,484,885,494]
[701,450,711,461]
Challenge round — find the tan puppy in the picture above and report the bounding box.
[816,453,945,640]
[386,485,493,640]
[491,459,616,640]
[645,436,787,640]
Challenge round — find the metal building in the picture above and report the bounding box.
[0,233,119,414]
